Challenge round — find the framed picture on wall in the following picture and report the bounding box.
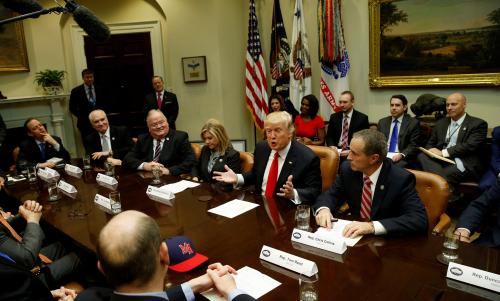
[182,56,207,83]
[0,8,30,72]
[369,0,500,87]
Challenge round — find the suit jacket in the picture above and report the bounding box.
[75,286,256,301]
[378,114,420,159]
[85,126,133,160]
[326,110,369,147]
[123,130,195,176]
[480,126,500,190]
[314,159,428,235]
[69,84,107,138]
[0,253,53,301]
[243,140,321,204]
[457,178,500,248]
[425,114,488,178]
[192,146,241,183]
[17,136,70,168]
[144,91,179,129]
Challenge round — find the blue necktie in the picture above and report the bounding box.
[88,86,95,106]
[388,119,399,152]
[39,143,47,160]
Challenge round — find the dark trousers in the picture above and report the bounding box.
[417,153,472,193]
[39,242,81,289]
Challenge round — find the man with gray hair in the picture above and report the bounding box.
[314,129,428,236]
[214,111,321,204]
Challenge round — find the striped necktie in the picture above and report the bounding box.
[360,176,373,220]
[153,139,162,162]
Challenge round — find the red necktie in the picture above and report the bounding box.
[264,153,281,227]
[360,176,372,219]
[341,114,349,150]
[0,215,52,264]
[157,92,162,109]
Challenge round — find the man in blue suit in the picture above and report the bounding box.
[455,178,500,248]
[314,129,428,237]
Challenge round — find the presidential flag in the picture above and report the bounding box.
[318,0,350,116]
[245,0,269,130]
[289,0,312,112]
[270,0,290,99]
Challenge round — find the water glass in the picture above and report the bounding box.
[27,166,37,183]
[83,155,91,170]
[437,231,462,264]
[104,161,115,177]
[109,191,122,214]
[152,165,162,185]
[48,182,60,201]
[299,273,319,301]
[295,205,311,231]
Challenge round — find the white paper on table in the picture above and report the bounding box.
[159,180,200,194]
[207,199,259,218]
[315,218,363,247]
[47,157,64,164]
[7,175,26,182]
[201,266,281,300]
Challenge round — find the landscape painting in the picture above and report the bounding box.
[0,7,29,72]
[369,0,500,87]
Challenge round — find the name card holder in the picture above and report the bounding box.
[146,186,175,206]
[94,194,113,214]
[37,168,60,183]
[259,245,318,277]
[65,164,83,178]
[447,262,500,293]
[291,228,347,254]
[57,180,77,199]
[96,173,118,190]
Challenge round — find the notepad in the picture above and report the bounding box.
[315,218,363,247]
[207,199,259,218]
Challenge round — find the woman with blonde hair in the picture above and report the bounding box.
[191,119,241,182]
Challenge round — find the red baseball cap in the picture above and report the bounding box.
[166,236,208,272]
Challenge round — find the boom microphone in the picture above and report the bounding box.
[0,0,43,16]
[64,0,110,43]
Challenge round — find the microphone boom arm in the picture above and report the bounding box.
[0,6,66,26]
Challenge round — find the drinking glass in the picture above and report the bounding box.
[104,161,115,177]
[437,231,462,264]
[295,205,311,231]
[48,181,60,202]
[82,155,91,170]
[27,166,37,183]
[152,165,162,185]
[109,191,122,214]
[299,273,319,301]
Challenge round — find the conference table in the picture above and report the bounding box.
[8,164,500,301]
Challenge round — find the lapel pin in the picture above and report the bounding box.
[462,127,466,131]
[380,185,384,191]
[112,137,115,140]
[288,161,292,164]
[166,137,170,141]
[219,158,223,162]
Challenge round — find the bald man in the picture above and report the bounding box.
[417,92,488,201]
[76,210,255,301]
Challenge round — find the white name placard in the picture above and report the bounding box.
[96,173,118,188]
[57,180,77,198]
[291,229,347,254]
[37,168,60,182]
[94,194,111,209]
[65,164,82,178]
[447,262,500,293]
[259,245,318,277]
[146,186,174,205]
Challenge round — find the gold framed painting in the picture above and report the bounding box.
[0,8,30,72]
[369,0,500,88]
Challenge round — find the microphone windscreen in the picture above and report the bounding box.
[72,5,110,43]
[0,0,43,15]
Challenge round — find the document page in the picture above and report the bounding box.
[315,218,363,247]
[207,199,259,218]
[159,180,200,194]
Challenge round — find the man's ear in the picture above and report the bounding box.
[370,154,380,165]
[160,241,170,266]
[97,260,104,275]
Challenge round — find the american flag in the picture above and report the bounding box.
[245,0,268,130]
[294,58,304,80]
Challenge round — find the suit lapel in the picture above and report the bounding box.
[370,161,390,218]
[398,115,410,147]
[456,115,469,142]
[277,144,296,193]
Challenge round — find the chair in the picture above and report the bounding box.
[9,147,20,172]
[191,143,202,161]
[239,151,254,173]
[406,169,451,235]
[306,145,340,192]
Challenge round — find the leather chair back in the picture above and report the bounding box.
[239,151,254,173]
[191,143,202,161]
[407,169,450,232]
[306,145,340,192]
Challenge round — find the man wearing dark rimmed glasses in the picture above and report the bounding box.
[417,92,487,202]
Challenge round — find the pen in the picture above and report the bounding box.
[331,218,338,222]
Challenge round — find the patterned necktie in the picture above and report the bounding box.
[153,139,162,162]
[39,143,46,160]
[341,114,349,150]
[101,134,110,152]
[388,119,399,152]
[360,176,373,219]
[88,86,95,106]
[157,92,162,109]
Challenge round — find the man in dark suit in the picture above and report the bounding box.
[85,110,133,166]
[144,75,179,130]
[123,110,195,176]
[325,91,369,157]
[69,69,106,145]
[479,126,500,191]
[76,210,255,301]
[455,178,500,248]
[378,94,420,168]
[17,118,71,169]
[314,129,428,236]
[417,92,488,199]
[214,111,322,204]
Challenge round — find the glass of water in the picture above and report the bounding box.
[437,231,462,264]
[82,155,91,170]
[104,160,115,177]
[48,181,60,202]
[299,273,319,301]
[27,166,37,183]
[109,191,122,214]
[152,165,162,185]
[295,205,311,231]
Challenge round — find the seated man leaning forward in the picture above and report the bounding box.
[75,210,255,301]
[214,111,321,204]
[123,110,195,176]
[314,129,428,237]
